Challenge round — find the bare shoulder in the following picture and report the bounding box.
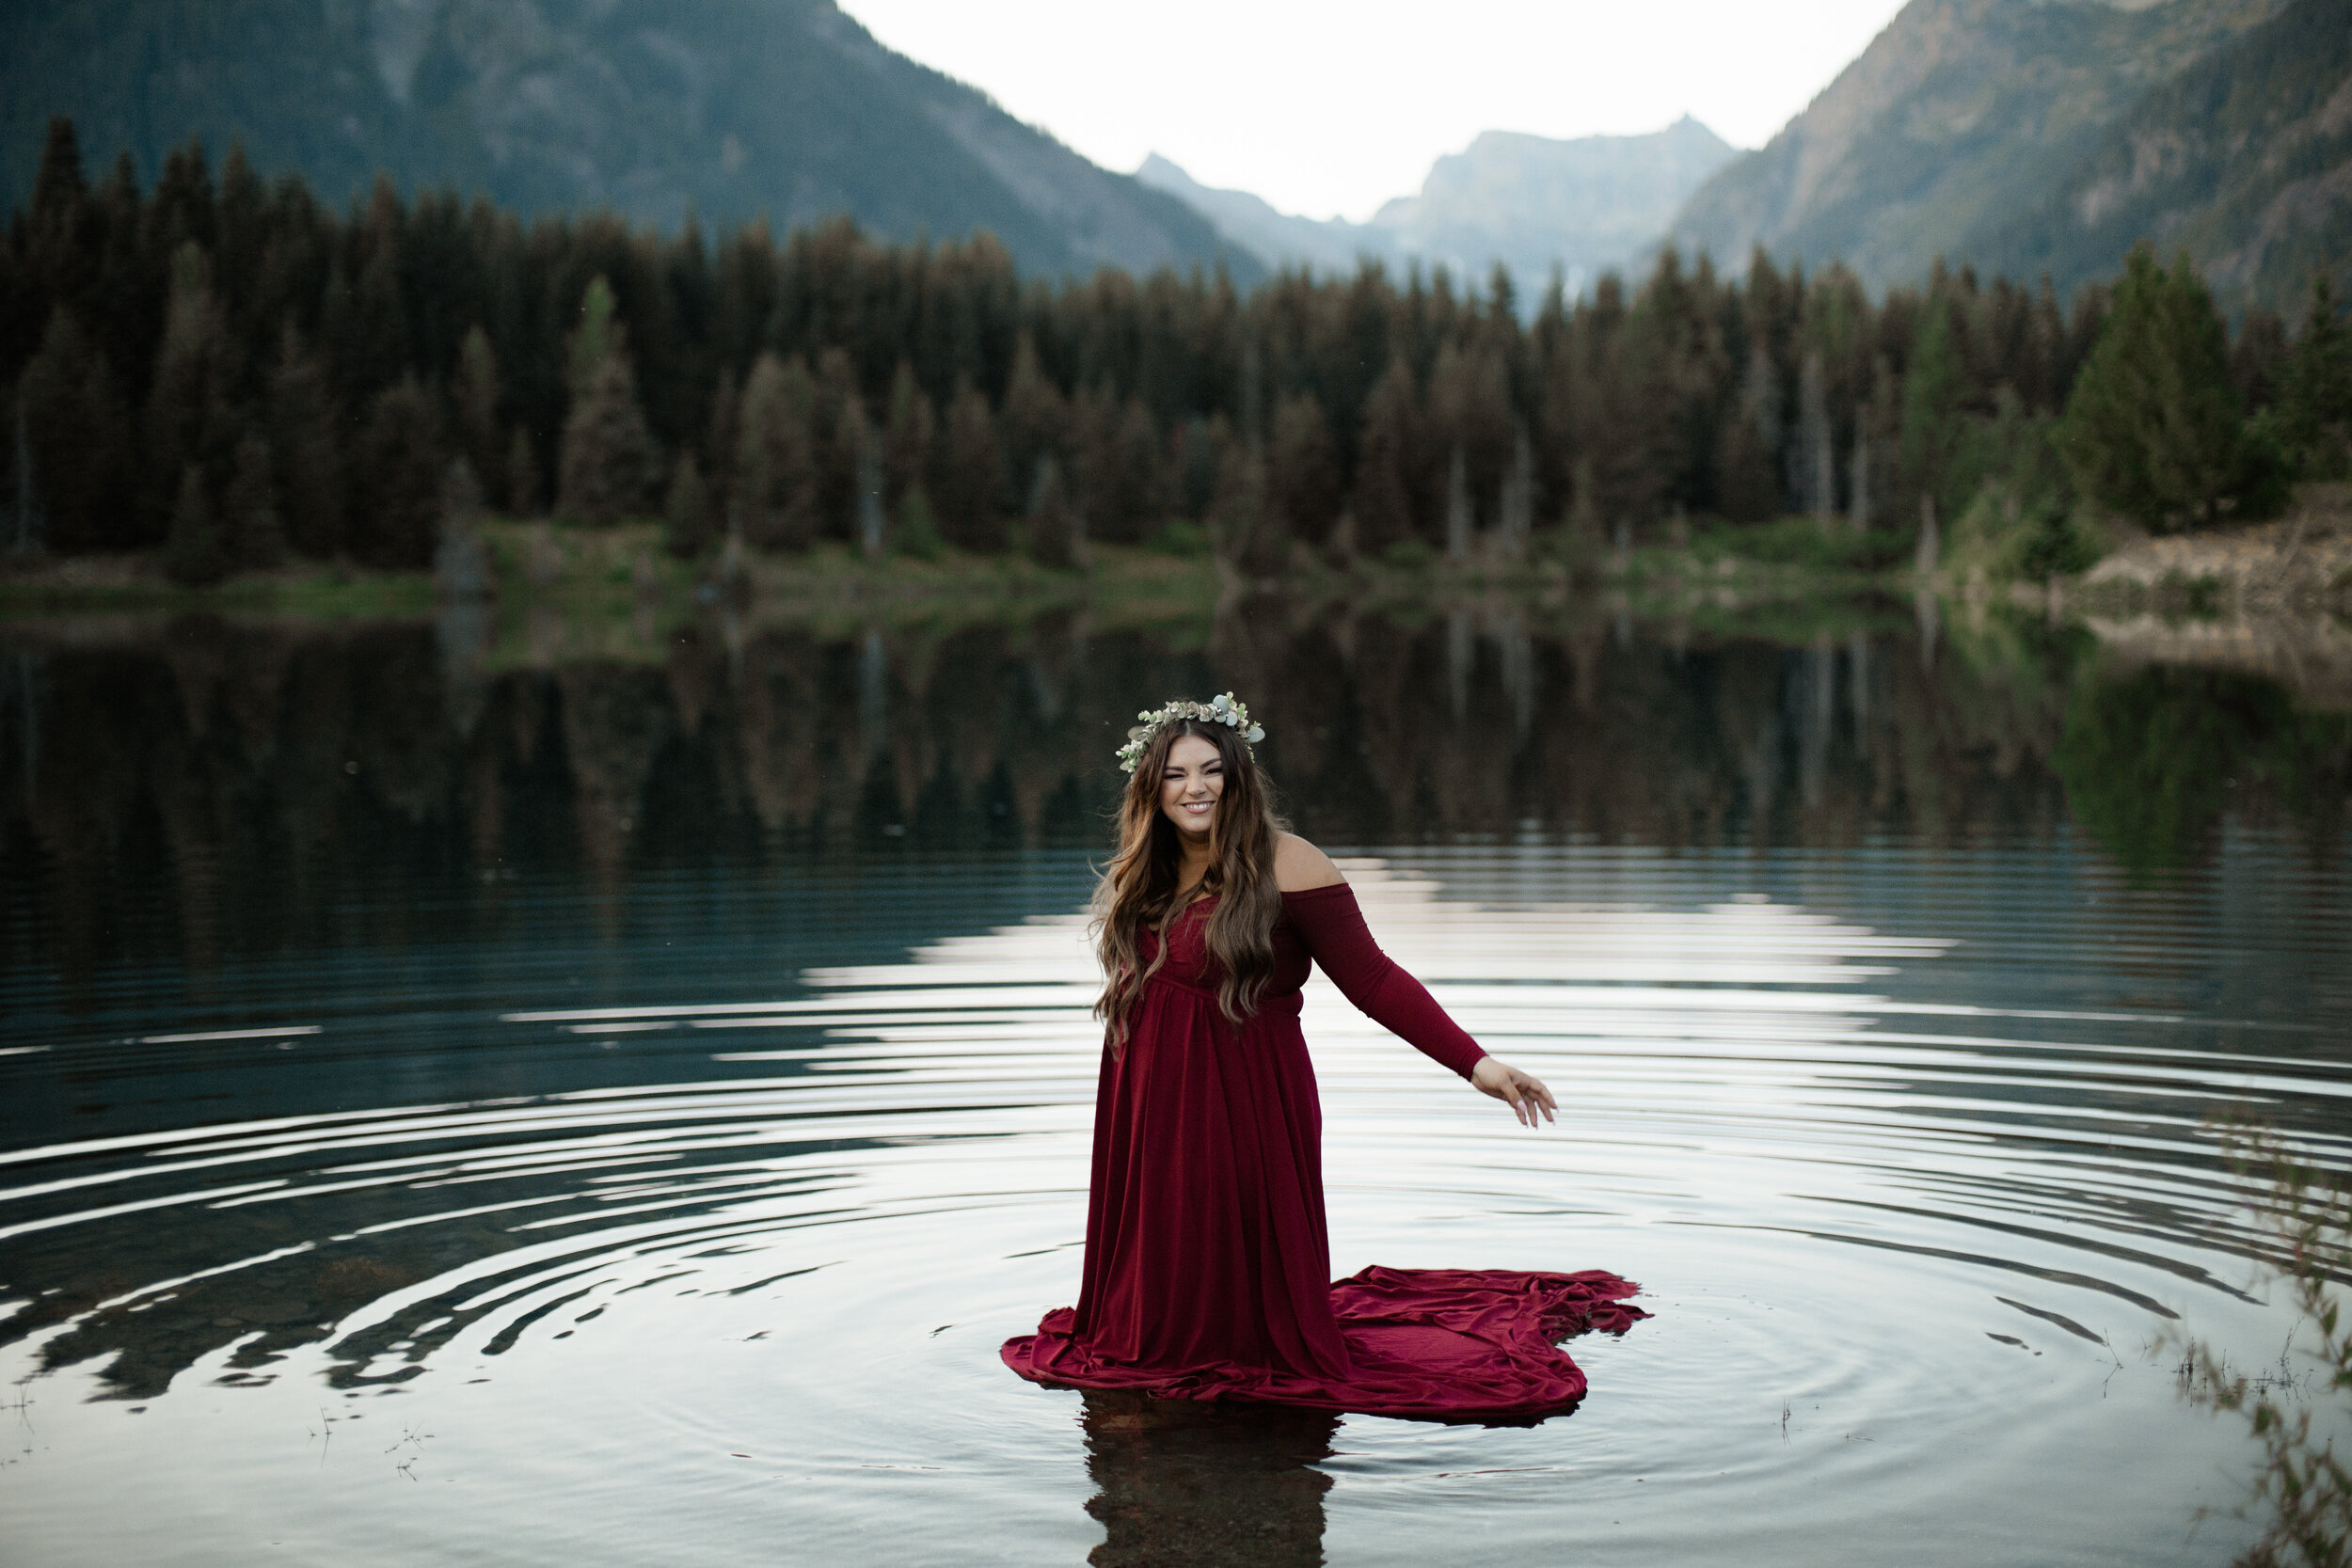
[1273,832,1345,893]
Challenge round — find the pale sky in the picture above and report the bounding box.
[836,0,1912,222]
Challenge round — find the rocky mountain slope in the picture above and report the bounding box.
[0,0,1250,282]
[1963,0,2352,315]
[1669,0,2297,295]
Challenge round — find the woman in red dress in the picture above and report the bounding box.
[1002,697,1643,1422]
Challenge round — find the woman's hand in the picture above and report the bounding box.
[1470,1056,1557,1128]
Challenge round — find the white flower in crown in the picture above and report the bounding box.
[1115,692,1266,772]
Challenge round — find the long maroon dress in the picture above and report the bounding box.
[1002,881,1644,1423]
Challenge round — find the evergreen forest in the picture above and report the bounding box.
[3,119,2345,588]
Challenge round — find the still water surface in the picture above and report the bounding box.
[1,605,2347,1565]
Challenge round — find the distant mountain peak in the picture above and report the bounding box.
[1141,120,1739,297]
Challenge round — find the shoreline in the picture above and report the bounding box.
[7,488,2346,632]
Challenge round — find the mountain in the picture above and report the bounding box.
[1135,155,1385,278]
[1368,117,1740,294]
[1669,0,2296,294]
[0,0,1254,283]
[1138,118,1741,296]
[1963,0,2352,315]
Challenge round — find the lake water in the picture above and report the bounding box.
[1,597,2347,1566]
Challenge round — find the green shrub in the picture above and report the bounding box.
[2008,502,2106,581]
[1691,515,1906,571]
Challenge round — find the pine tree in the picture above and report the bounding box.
[1210,438,1283,578]
[1107,398,1165,542]
[28,117,86,230]
[734,352,819,550]
[936,382,1006,552]
[701,368,740,525]
[161,464,227,586]
[1067,385,1125,543]
[144,243,238,545]
[351,380,445,569]
[1024,453,1084,571]
[1000,332,1066,495]
[1714,404,1779,525]
[452,325,505,504]
[568,275,620,391]
[224,432,285,569]
[559,353,658,527]
[1266,391,1339,547]
[1426,341,1512,548]
[26,117,99,323]
[1899,296,1967,527]
[267,327,343,559]
[813,346,865,541]
[16,307,134,552]
[344,230,408,401]
[506,427,544,517]
[2280,274,2350,479]
[2057,246,2260,531]
[882,360,935,515]
[1350,357,1421,559]
[663,451,713,559]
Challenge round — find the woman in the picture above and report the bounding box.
[1003,696,1642,1422]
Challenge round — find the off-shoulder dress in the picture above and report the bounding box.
[1000,881,1643,1422]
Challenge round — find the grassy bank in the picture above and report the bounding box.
[0,511,1910,620]
[10,489,2342,635]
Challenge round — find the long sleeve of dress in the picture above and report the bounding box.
[1280,882,1487,1079]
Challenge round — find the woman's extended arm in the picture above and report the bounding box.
[1276,843,1557,1127]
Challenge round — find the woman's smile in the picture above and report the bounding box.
[1159,735,1226,837]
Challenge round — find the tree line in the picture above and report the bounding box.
[3,118,2346,585]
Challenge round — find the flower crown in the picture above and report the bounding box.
[1116,693,1265,773]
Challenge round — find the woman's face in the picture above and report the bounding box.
[1158,733,1225,842]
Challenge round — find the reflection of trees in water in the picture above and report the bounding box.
[2058,664,2351,879]
[2,605,2340,996]
[1081,1391,1339,1568]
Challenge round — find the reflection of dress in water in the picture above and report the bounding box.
[1003,883,1645,1422]
[1080,1390,1339,1568]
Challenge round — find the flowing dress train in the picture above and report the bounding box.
[1001,882,1644,1423]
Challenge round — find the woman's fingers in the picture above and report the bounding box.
[1524,1072,1558,1123]
[1470,1058,1555,1127]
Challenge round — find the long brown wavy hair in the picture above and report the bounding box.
[1093,714,1285,1047]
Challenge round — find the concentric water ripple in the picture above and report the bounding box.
[2,842,2347,1566]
